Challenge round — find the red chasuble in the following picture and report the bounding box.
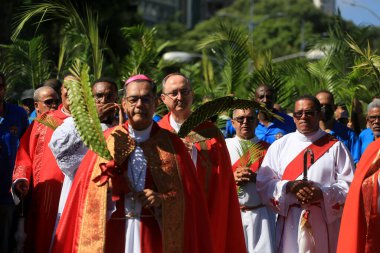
[12,105,68,253]
[337,138,380,253]
[159,113,247,253]
[51,122,213,253]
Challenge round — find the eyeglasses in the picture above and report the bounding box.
[293,110,316,119]
[125,95,153,105]
[163,88,192,98]
[368,115,380,122]
[233,116,256,124]
[258,94,273,100]
[40,99,59,107]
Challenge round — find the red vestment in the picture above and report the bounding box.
[159,113,246,253]
[51,122,213,253]
[337,138,380,253]
[12,106,68,253]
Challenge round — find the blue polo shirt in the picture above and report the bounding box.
[255,111,296,144]
[359,128,374,156]
[329,121,360,164]
[225,111,296,143]
[0,103,28,204]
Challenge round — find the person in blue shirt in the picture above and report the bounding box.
[316,90,360,164]
[358,99,380,156]
[225,85,296,143]
[254,85,296,143]
[0,72,28,253]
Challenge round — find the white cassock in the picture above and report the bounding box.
[49,117,109,246]
[226,136,275,253]
[256,129,354,253]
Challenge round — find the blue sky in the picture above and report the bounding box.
[337,0,380,26]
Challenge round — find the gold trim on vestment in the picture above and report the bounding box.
[141,129,185,253]
[78,125,134,253]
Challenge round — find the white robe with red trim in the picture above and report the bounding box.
[226,136,275,253]
[256,129,354,253]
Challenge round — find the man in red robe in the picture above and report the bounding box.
[158,73,246,253]
[337,137,380,253]
[12,79,71,253]
[51,74,213,253]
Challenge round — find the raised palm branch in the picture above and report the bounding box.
[65,59,112,161]
[34,113,61,130]
[178,96,282,138]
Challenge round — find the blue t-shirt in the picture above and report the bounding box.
[329,121,360,164]
[0,103,28,204]
[29,109,37,124]
[255,111,296,144]
[359,128,374,157]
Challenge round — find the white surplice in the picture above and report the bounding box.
[256,129,354,253]
[226,136,275,253]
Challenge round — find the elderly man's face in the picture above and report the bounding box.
[367,107,380,138]
[232,109,257,140]
[34,88,59,116]
[161,75,193,115]
[122,81,155,130]
[293,99,321,134]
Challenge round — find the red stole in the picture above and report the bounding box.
[231,140,269,173]
[282,133,337,181]
[337,138,380,253]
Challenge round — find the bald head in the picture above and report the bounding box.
[33,86,59,116]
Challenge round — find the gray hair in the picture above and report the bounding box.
[232,108,257,118]
[33,86,56,102]
[367,98,380,113]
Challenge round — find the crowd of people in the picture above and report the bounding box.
[0,71,379,253]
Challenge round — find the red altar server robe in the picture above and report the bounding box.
[159,113,246,253]
[337,138,380,253]
[12,106,68,253]
[51,123,213,253]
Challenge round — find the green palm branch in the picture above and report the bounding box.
[0,36,51,89]
[34,113,61,130]
[65,59,112,161]
[12,0,105,79]
[237,140,264,168]
[178,96,281,138]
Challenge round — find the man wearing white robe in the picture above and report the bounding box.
[226,108,275,253]
[257,95,354,253]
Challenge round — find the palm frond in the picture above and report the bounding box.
[66,59,112,160]
[178,96,280,138]
[237,140,264,167]
[34,113,61,130]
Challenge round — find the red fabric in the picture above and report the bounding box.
[52,122,213,253]
[337,138,380,253]
[12,106,68,253]
[159,113,247,253]
[282,133,337,181]
[231,141,269,173]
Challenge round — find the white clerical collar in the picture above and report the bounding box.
[294,129,326,142]
[169,114,182,133]
[128,123,153,143]
[236,135,259,144]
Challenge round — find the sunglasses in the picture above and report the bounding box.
[41,99,59,106]
[368,115,380,122]
[293,110,316,119]
[233,116,256,124]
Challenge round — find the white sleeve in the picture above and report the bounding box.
[48,117,88,179]
[257,144,298,217]
[319,142,354,224]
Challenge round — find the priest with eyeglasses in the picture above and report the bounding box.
[257,95,354,253]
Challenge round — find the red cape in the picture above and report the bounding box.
[51,122,213,253]
[159,113,246,253]
[337,138,380,253]
[13,106,68,253]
